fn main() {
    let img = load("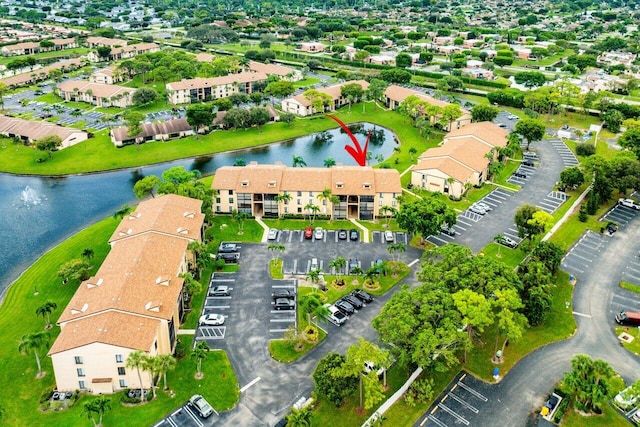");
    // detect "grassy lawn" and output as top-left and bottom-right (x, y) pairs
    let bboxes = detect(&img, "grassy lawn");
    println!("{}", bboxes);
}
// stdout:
(311, 363), (412, 426)
(270, 259), (284, 279)
(478, 242), (528, 268)
(0, 214), (240, 426)
(207, 216), (264, 243)
(561, 404), (627, 427)
(464, 271), (576, 381)
(615, 327), (640, 357)
(491, 158), (522, 190)
(548, 200), (614, 252)
(0, 47), (90, 66)
(539, 112), (602, 131)
(620, 281), (640, 293)
(0, 107), (425, 175)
